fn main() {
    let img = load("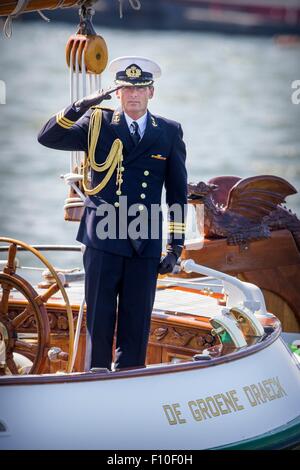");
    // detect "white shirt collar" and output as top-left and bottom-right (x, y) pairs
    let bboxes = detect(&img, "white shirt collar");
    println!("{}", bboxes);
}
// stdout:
(124, 111), (148, 138)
